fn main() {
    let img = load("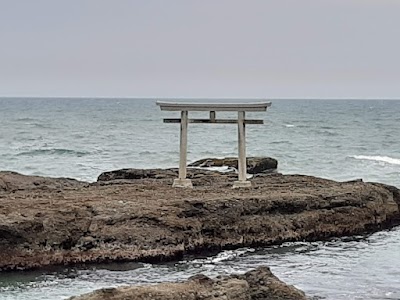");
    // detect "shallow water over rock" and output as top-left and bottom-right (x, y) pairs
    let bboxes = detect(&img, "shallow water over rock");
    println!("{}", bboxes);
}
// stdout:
(1, 227), (399, 300)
